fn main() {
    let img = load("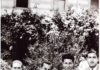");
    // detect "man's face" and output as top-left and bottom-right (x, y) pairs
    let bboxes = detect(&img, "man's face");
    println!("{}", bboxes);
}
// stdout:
(87, 53), (98, 68)
(62, 59), (74, 70)
(11, 62), (22, 70)
(42, 63), (52, 70)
